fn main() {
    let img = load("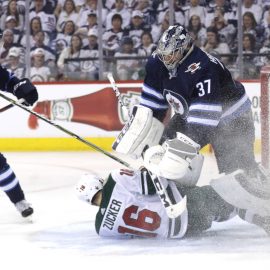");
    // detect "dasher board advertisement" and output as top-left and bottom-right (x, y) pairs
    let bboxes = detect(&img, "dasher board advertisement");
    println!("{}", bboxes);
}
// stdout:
(0, 81), (261, 151)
